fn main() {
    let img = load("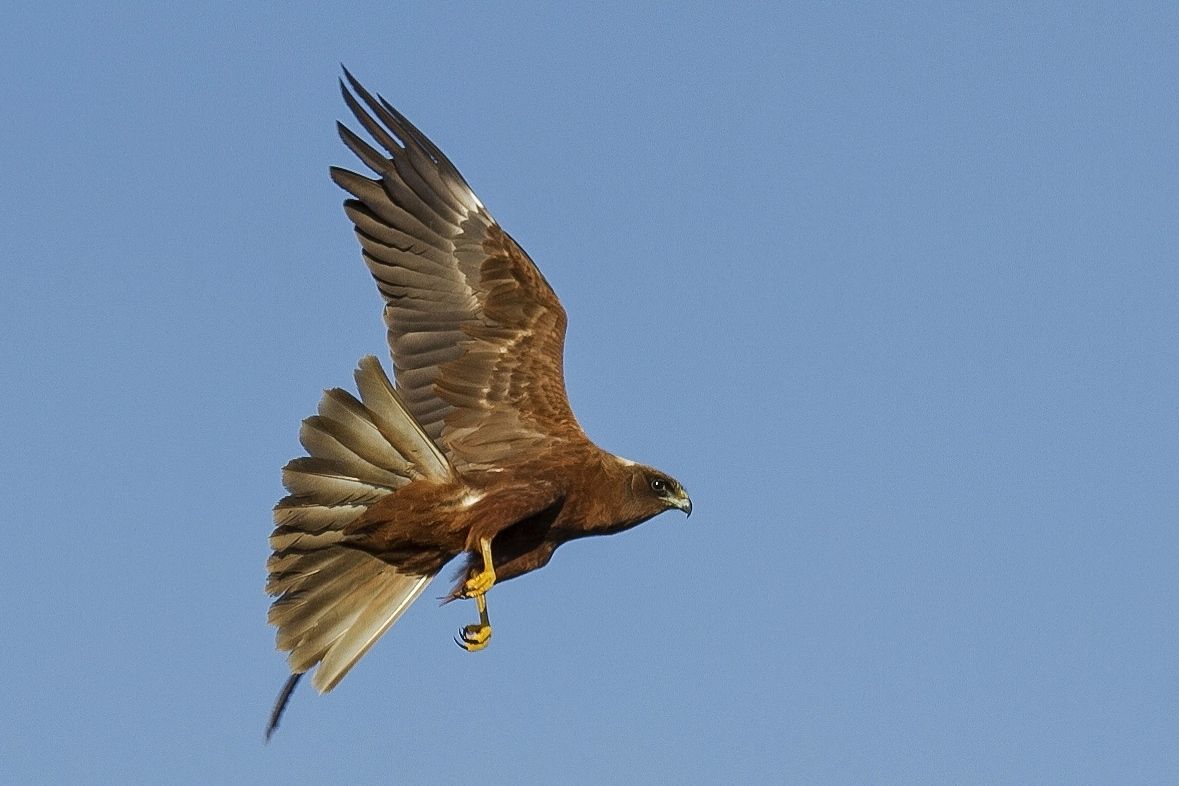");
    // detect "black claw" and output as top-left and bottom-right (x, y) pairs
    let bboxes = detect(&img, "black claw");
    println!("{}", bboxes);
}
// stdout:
(454, 624), (489, 651)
